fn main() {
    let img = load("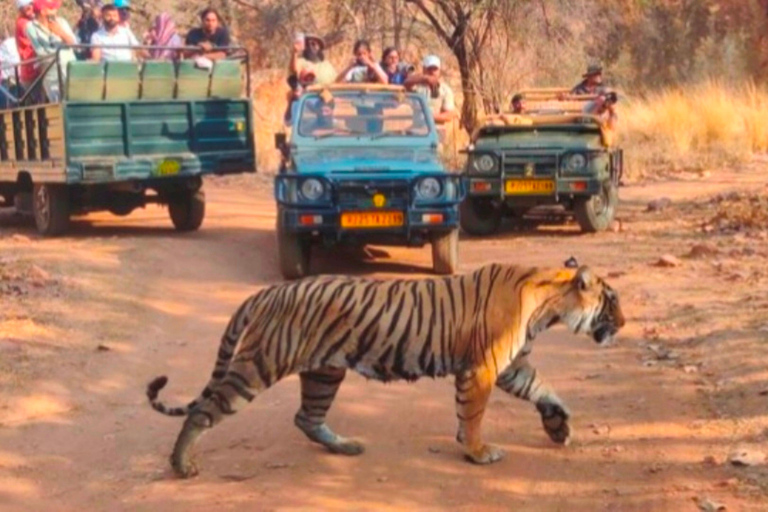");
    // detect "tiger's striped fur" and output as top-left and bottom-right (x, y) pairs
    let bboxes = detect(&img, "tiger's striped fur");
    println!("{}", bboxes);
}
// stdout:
(147, 263), (624, 478)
